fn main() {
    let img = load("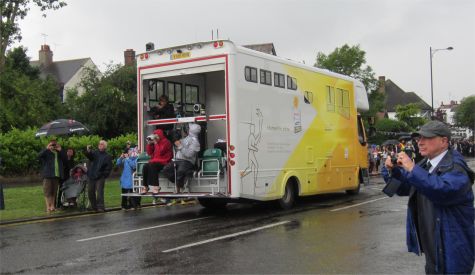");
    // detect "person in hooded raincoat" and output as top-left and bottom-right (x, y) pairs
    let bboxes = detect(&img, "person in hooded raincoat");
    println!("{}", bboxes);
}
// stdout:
(163, 123), (201, 193)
